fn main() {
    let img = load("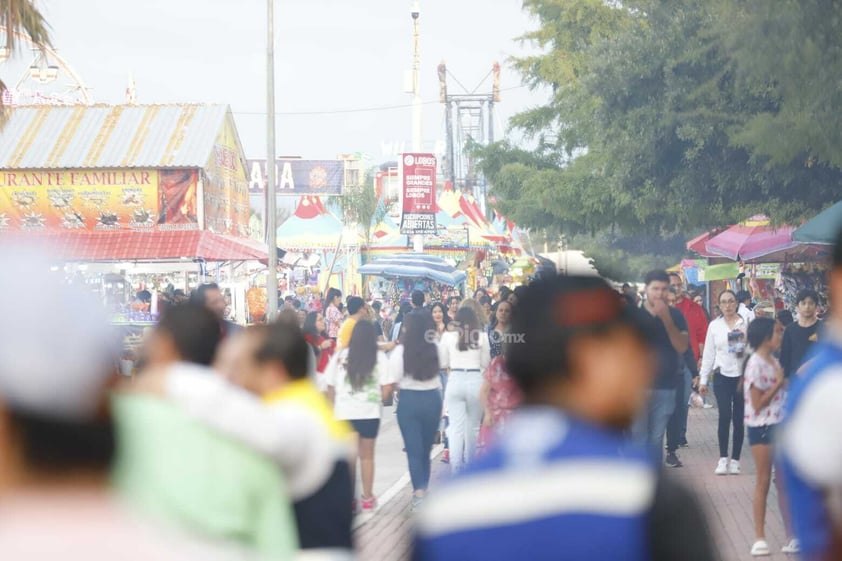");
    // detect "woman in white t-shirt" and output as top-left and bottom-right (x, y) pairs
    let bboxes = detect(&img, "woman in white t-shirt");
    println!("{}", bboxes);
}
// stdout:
(742, 317), (799, 557)
(326, 320), (394, 514)
(388, 310), (442, 513)
(438, 306), (491, 473)
(699, 289), (749, 475)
